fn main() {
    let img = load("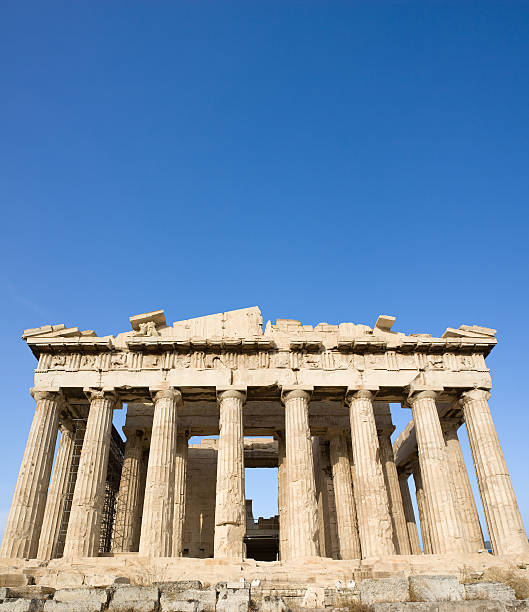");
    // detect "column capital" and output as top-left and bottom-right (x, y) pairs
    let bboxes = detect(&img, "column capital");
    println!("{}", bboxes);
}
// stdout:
(407, 389), (440, 405)
(345, 388), (377, 405)
(30, 388), (63, 403)
(150, 387), (182, 405)
(216, 387), (247, 403)
(280, 386), (312, 404)
(83, 387), (118, 403)
(460, 388), (491, 405)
